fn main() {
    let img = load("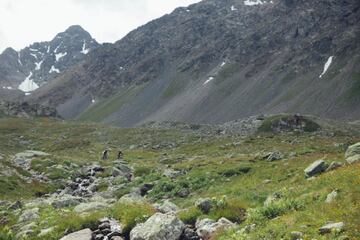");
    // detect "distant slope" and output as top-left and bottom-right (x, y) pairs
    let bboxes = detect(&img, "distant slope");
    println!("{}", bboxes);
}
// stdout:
(0, 25), (99, 98)
(29, 0), (360, 126)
